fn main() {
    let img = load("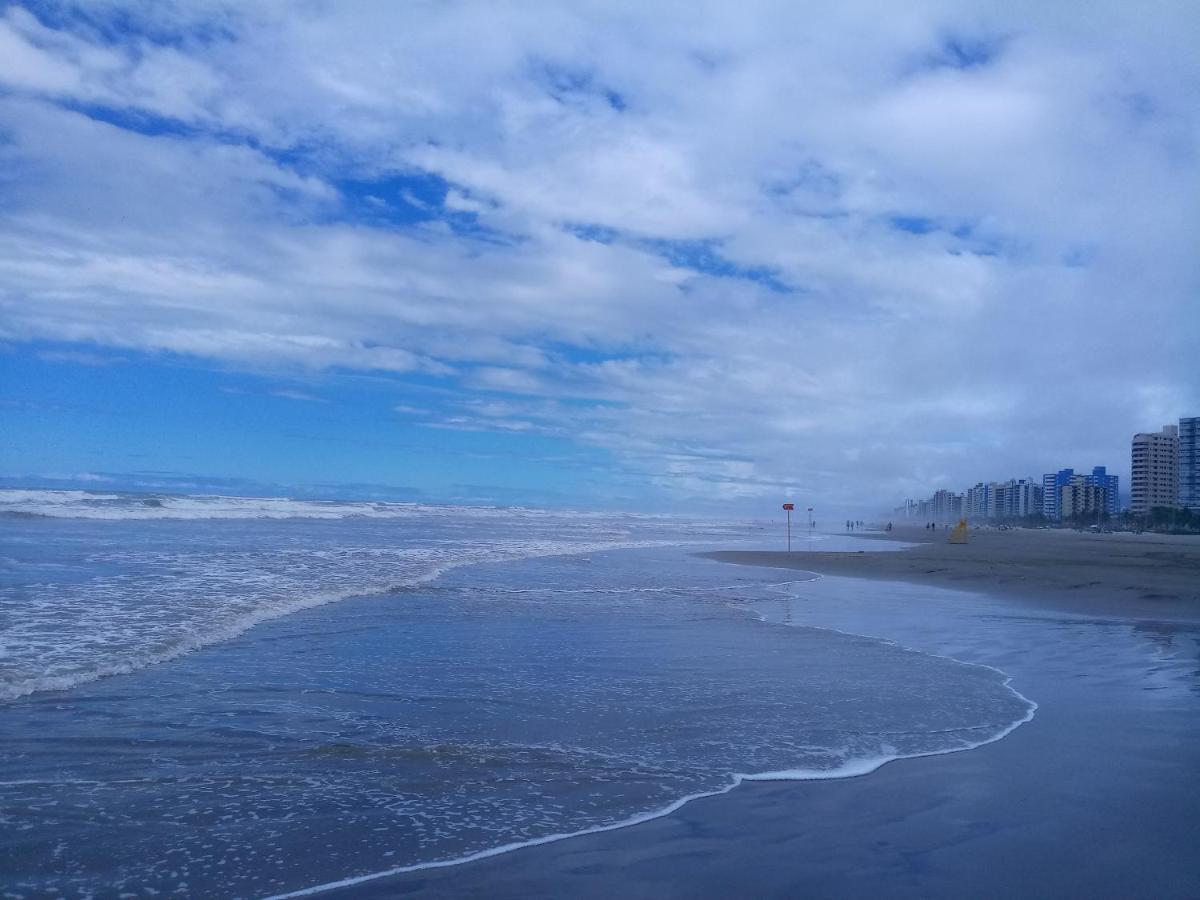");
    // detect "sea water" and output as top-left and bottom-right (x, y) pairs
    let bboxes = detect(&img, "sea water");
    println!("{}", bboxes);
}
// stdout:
(0, 492), (1033, 897)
